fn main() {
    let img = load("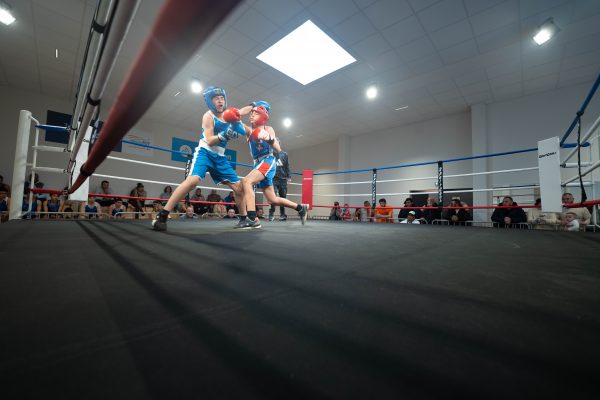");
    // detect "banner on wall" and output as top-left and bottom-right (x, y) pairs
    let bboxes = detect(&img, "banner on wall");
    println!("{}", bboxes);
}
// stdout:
(46, 110), (122, 152)
(171, 137), (237, 170)
(122, 131), (154, 156)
